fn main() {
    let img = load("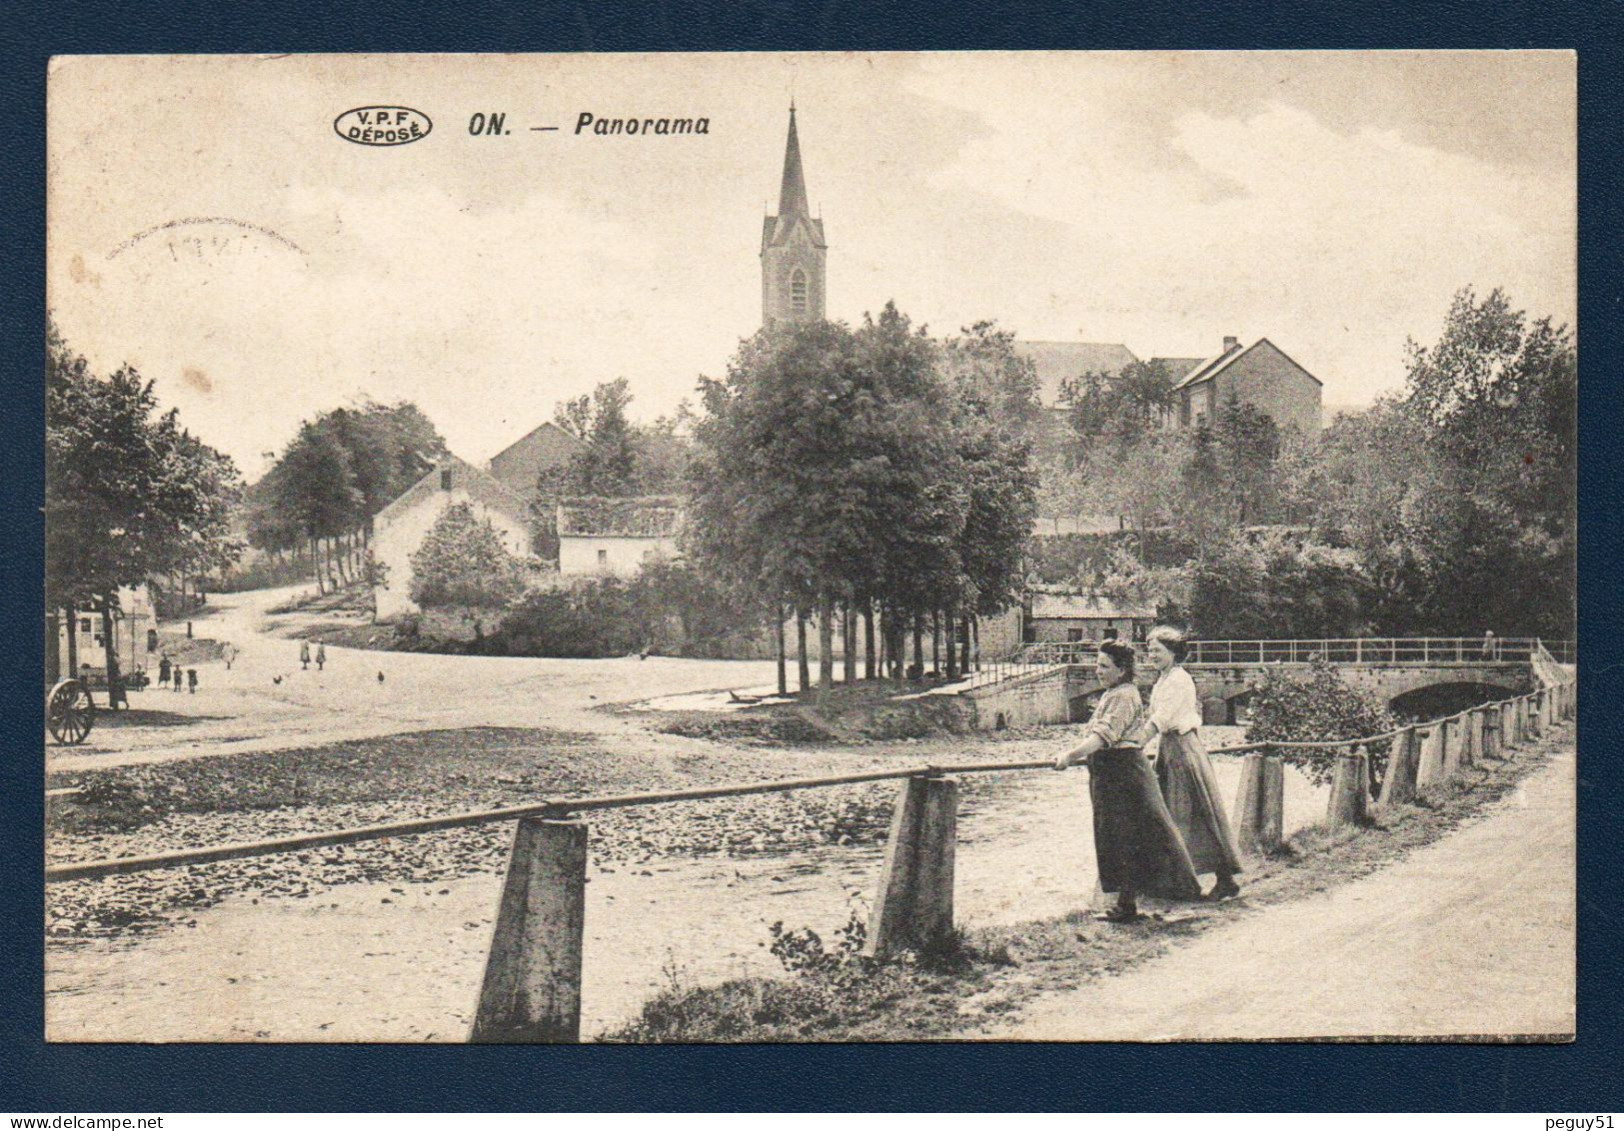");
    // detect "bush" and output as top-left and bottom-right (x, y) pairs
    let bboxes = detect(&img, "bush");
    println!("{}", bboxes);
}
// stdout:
(484, 562), (771, 659)
(1246, 658), (1397, 794)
